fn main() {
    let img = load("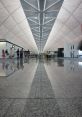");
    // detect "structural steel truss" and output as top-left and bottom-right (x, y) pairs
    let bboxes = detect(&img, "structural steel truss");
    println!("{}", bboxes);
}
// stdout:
(20, 0), (64, 52)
